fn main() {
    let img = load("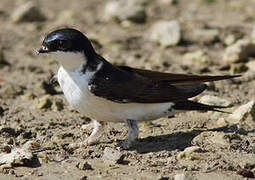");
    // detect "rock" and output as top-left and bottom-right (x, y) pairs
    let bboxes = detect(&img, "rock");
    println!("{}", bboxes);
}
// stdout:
(32, 95), (52, 109)
(246, 60), (255, 71)
(189, 29), (219, 45)
(102, 147), (124, 164)
(0, 140), (39, 169)
(199, 95), (232, 107)
(20, 92), (35, 100)
(149, 20), (181, 47)
(243, 70), (255, 82)
(223, 39), (255, 64)
(174, 173), (194, 180)
(217, 118), (229, 126)
(230, 63), (248, 74)
(192, 131), (231, 147)
(228, 101), (255, 123)
(11, 2), (46, 23)
(104, 0), (146, 23)
(51, 99), (64, 111)
(182, 50), (211, 65)
(224, 34), (236, 45)
(177, 146), (202, 160)
(76, 161), (93, 171)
